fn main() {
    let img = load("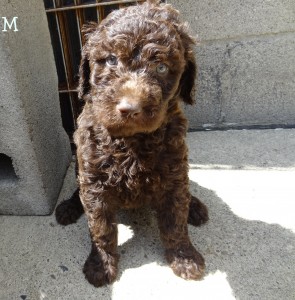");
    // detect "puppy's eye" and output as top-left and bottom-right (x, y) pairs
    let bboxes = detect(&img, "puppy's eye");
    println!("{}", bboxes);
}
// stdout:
(156, 63), (169, 74)
(106, 55), (118, 66)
